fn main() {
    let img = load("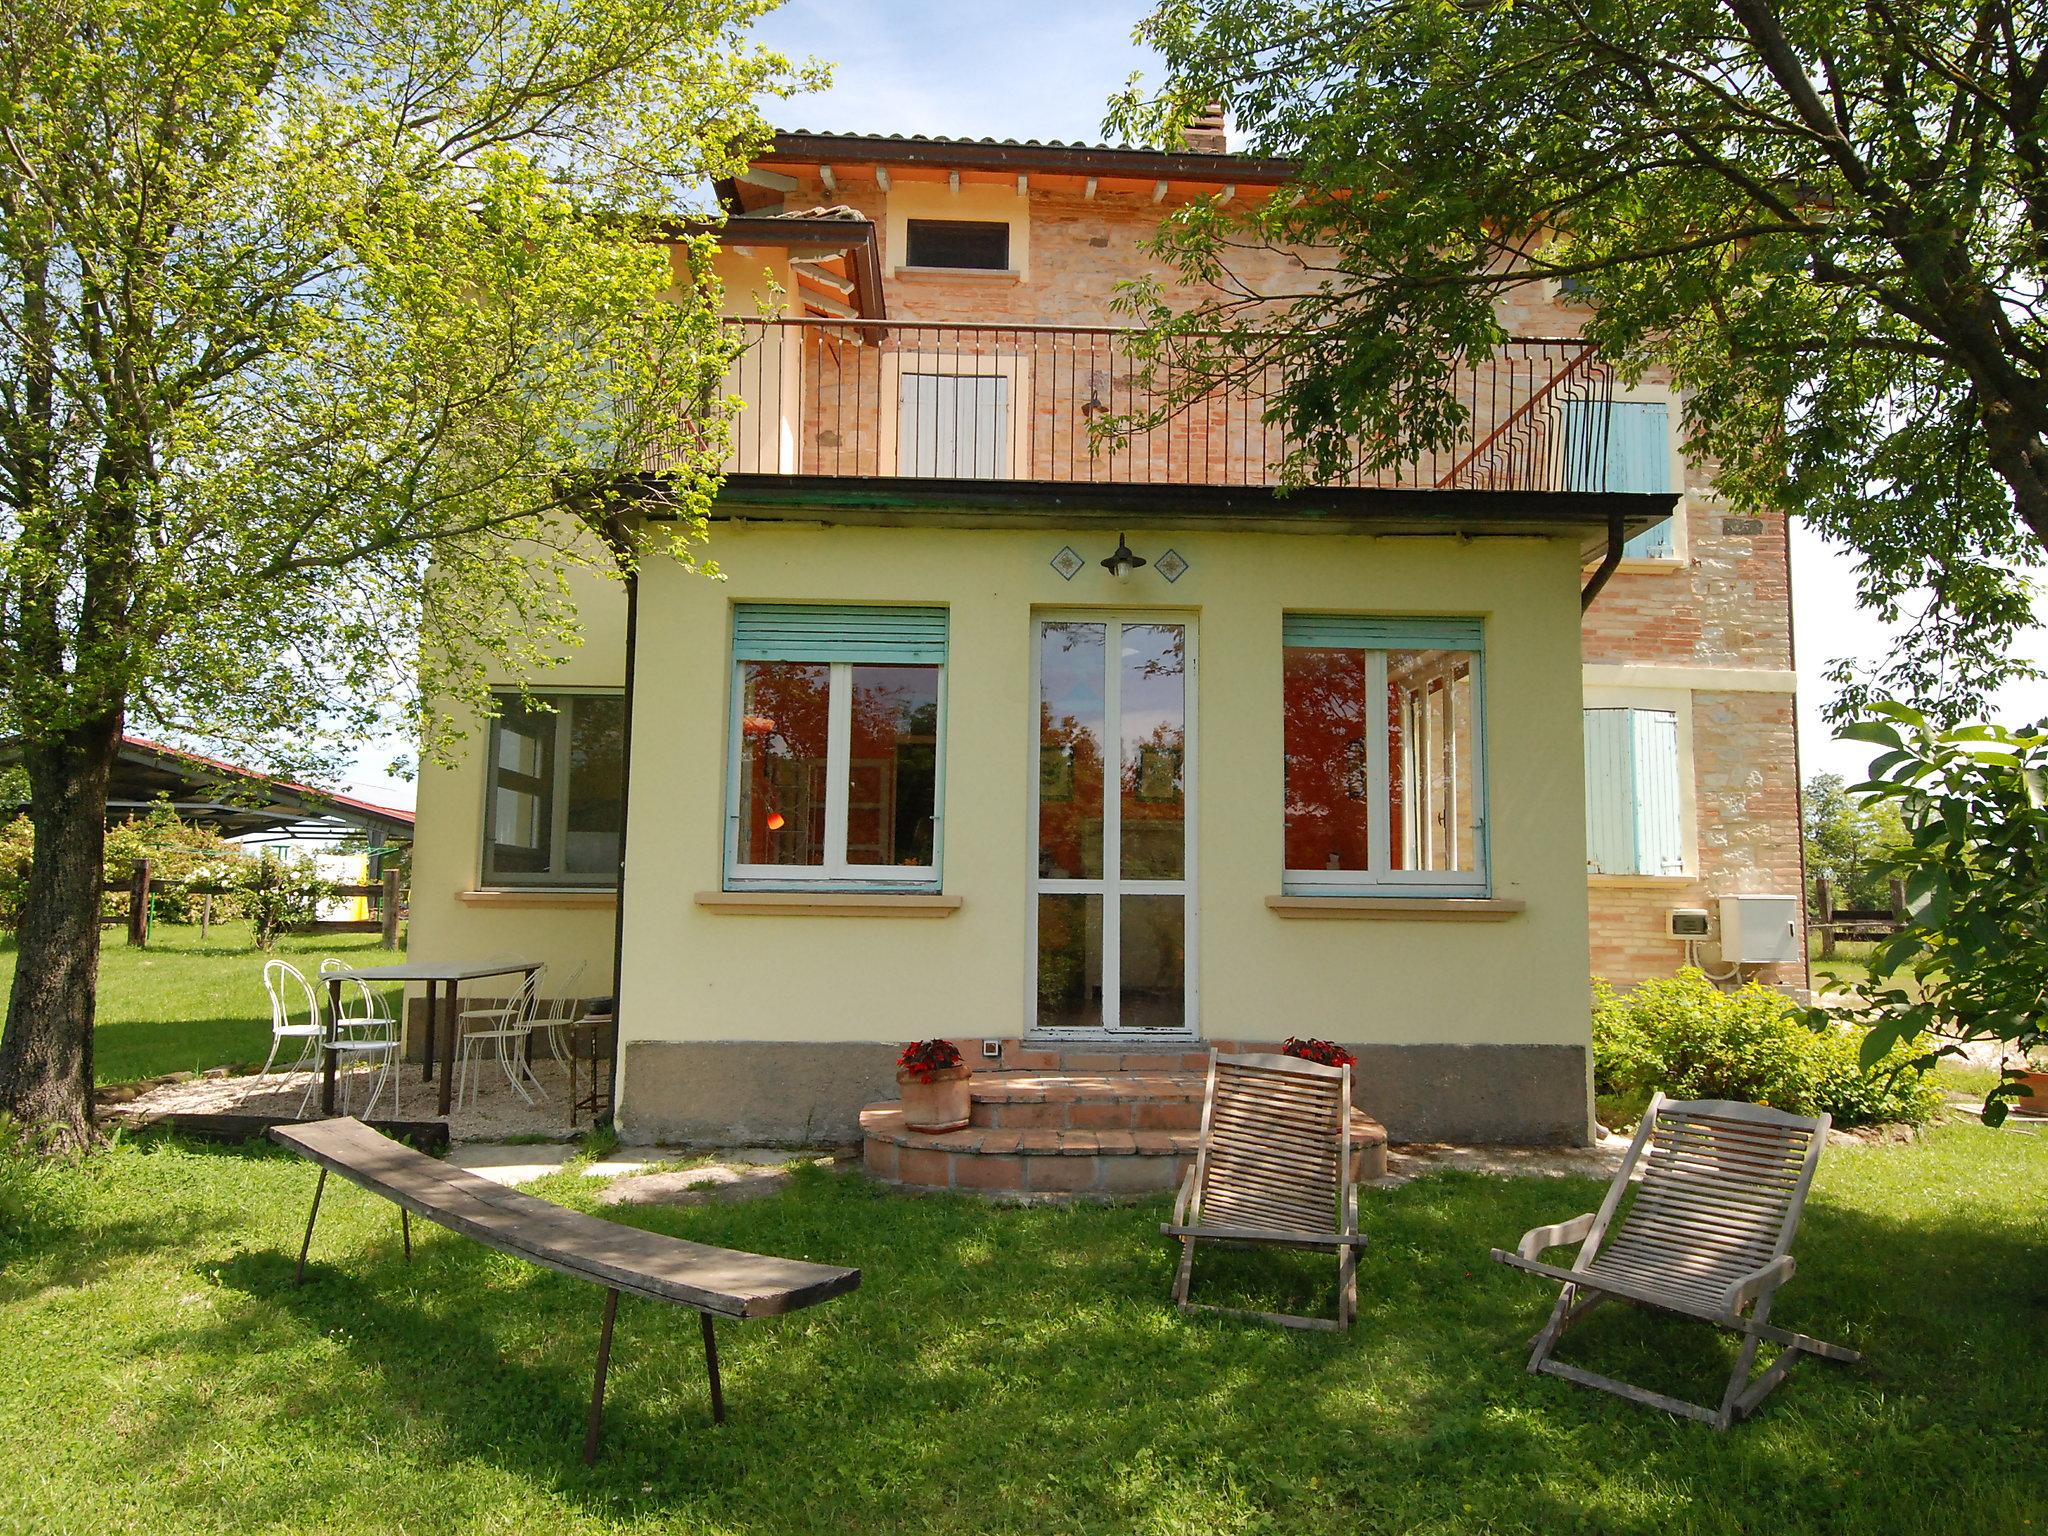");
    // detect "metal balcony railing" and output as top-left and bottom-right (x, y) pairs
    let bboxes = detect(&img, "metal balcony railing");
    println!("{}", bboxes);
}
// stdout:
(676, 317), (1616, 493)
